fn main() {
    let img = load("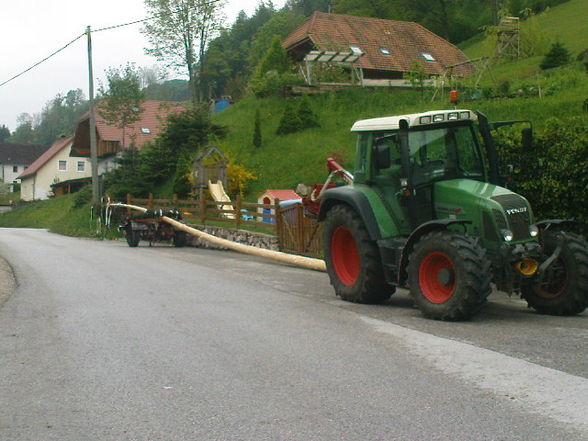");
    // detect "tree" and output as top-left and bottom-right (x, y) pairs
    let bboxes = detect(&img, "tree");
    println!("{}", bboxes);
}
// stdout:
(98, 64), (145, 149)
(297, 97), (319, 129)
(10, 113), (35, 144)
(540, 42), (571, 70)
(276, 102), (302, 135)
(142, 0), (225, 104)
(0, 125), (10, 143)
